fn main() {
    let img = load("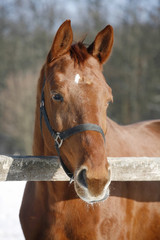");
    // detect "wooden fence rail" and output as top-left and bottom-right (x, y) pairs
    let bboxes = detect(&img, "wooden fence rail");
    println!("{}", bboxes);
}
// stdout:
(0, 155), (160, 181)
